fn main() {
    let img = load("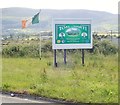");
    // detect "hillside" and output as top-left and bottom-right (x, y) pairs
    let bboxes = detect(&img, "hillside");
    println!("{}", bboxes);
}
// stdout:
(1, 7), (118, 35)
